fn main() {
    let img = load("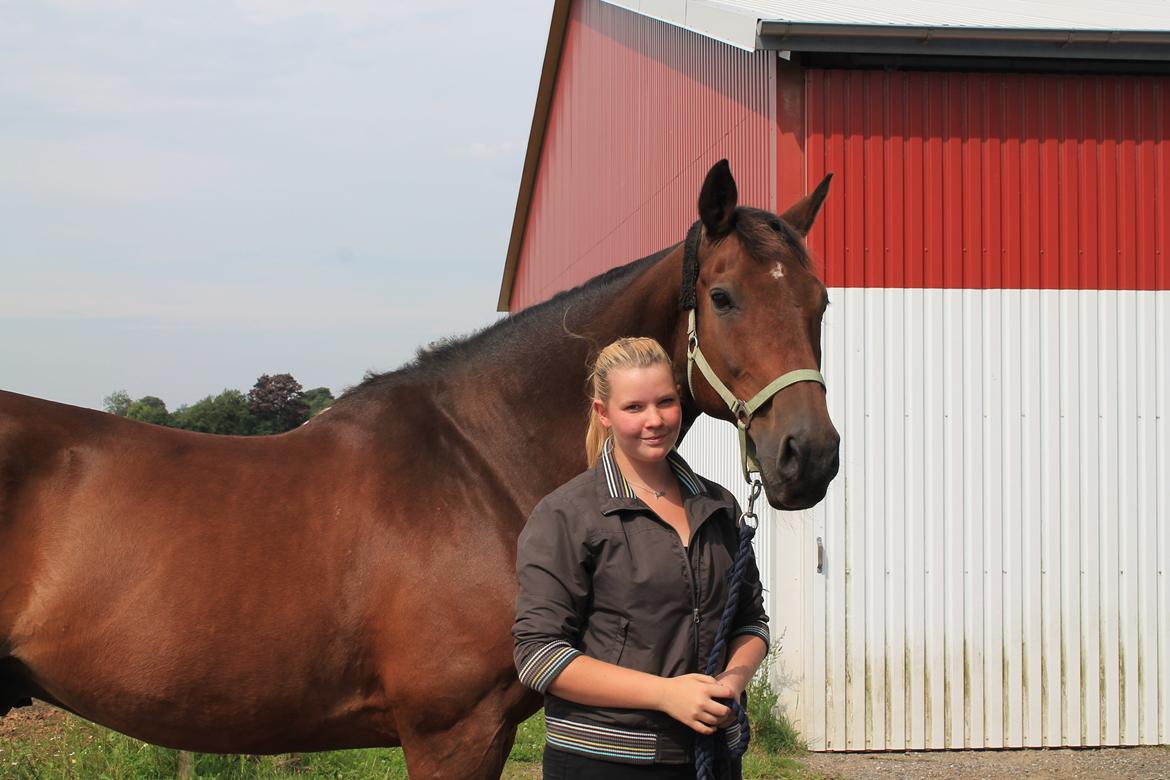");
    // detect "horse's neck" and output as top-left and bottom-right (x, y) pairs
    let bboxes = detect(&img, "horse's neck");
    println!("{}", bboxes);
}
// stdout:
(443, 247), (686, 504)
